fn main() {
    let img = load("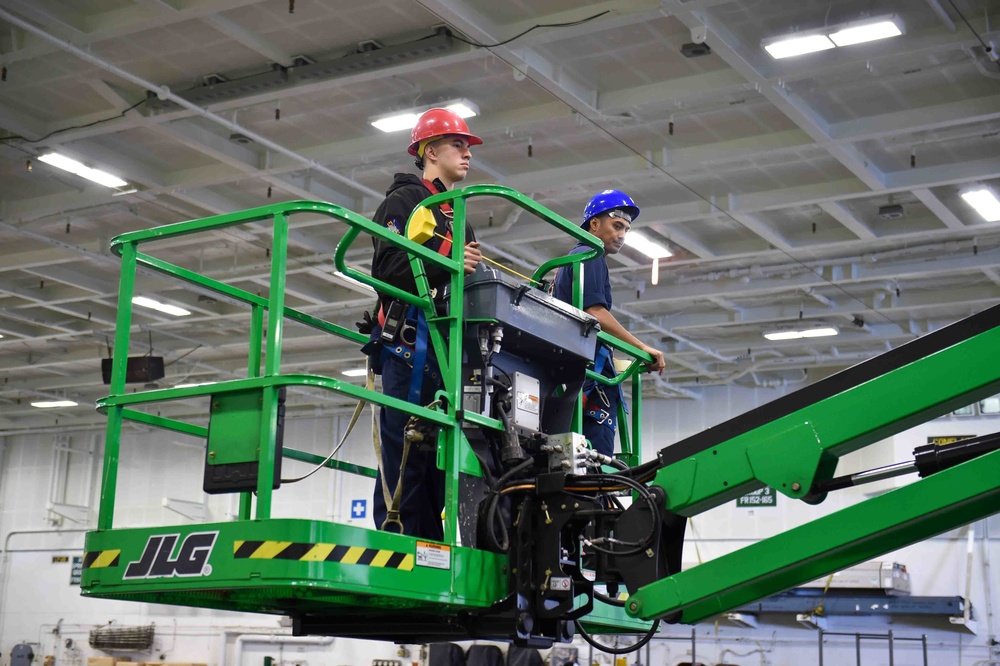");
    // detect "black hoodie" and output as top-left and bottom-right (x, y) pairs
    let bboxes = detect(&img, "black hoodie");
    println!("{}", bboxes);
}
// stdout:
(370, 172), (476, 300)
